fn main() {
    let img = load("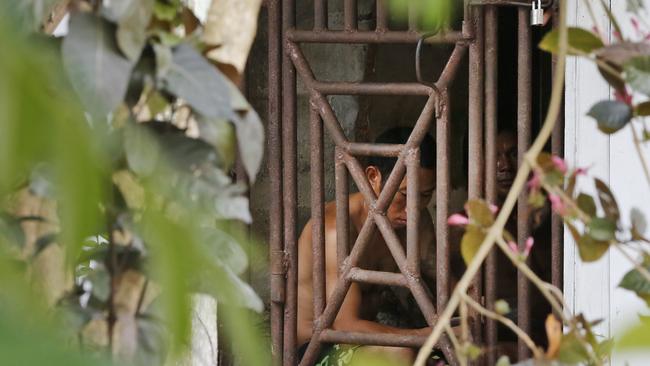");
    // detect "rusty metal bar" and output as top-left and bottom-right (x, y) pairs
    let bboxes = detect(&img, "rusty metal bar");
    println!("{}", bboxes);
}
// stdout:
(468, 4), (485, 345)
(313, 81), (433, 96)
(437, 44), (468, 89)
(335, 148), (350, 272)
(551, 9), (564, 290)
(436, 90), (451, 314)
(346, 142), (403, 157)
(267, 0), (284, 364)
(517, 6), (532, 360)
(281, 0), (298, 362)
(287, 29), (470, 44)
(348, 268), (408, 287)
(376, 0), (388, 31)
(469, 0), (554, 6)
(320, 330), (429, 348)
(484, 5), (498, 364)
(314, 0), (327, 30)
(344, 0), (357, 31)
(406, 147), (421, 276)
(310, 102), (326, 319)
